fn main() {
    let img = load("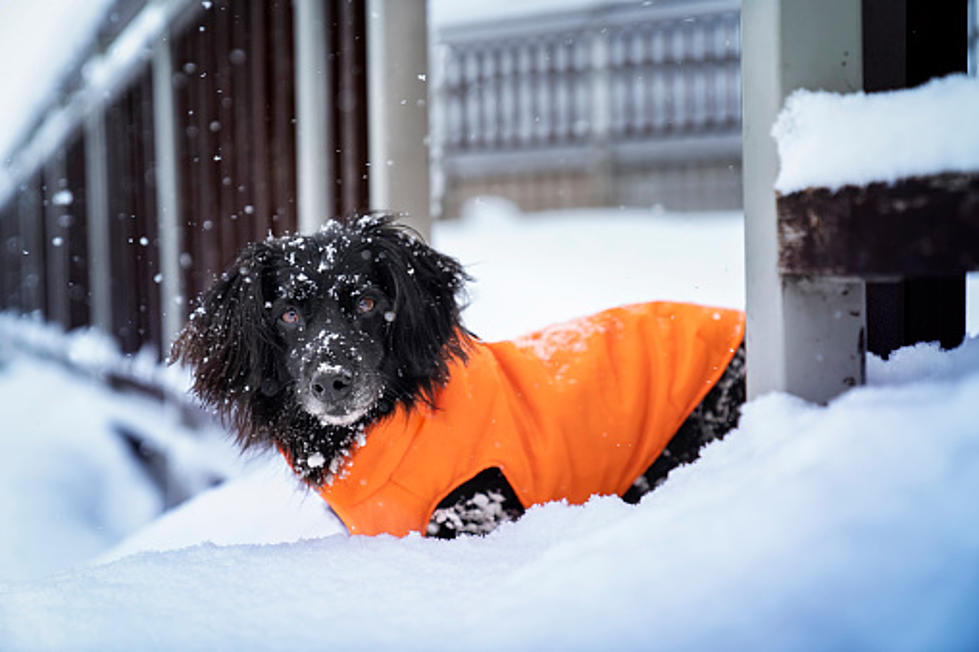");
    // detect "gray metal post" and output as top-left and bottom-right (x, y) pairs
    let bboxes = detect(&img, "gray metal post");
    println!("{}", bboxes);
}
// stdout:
(367, 0), (432, 240)
(294, 0), (334, 234)
(85, 110), (112, 334)
(742, 0), (865, 403)
(153, 35), (184, 351)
